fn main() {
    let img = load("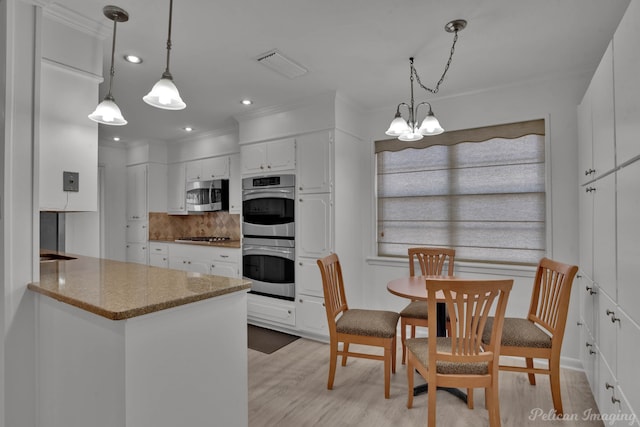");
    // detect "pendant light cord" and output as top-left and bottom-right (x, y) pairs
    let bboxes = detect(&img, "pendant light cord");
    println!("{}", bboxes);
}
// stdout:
(163, 0), (174, 77)
(107, 18), (118, 97)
